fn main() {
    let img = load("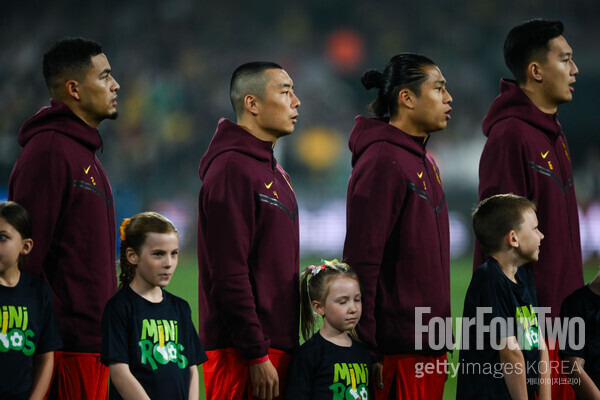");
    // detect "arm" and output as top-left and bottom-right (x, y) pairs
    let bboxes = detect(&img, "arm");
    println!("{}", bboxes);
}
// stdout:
(342, 147), (404, 358)
(563, 357), (600, 399)
(537, 336), (551, 400)
(28, 352), (54, 400)
(201, 160), (269, 357)
(475, 125), (530, 270)
(188, 365), (199, 400)
(108, 363), (151, 400)
(249, 359), (279, 400)
(9, 138), (68, 275)
(499, 336), (528, 400)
